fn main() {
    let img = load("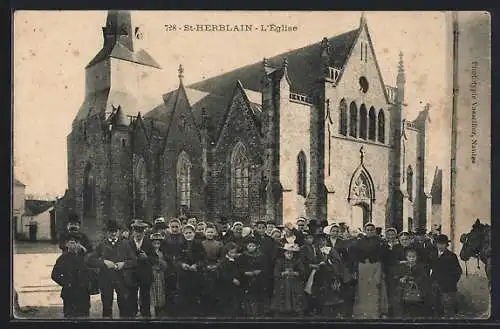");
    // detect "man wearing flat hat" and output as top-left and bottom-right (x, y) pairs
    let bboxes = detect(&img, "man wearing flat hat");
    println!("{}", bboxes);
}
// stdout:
(59, 212), (93, 255)
(153, 217), (168, 235)
(127, 219), (155, 318)
(430, 234), (462, 318)
(87, 219), (137, 318)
